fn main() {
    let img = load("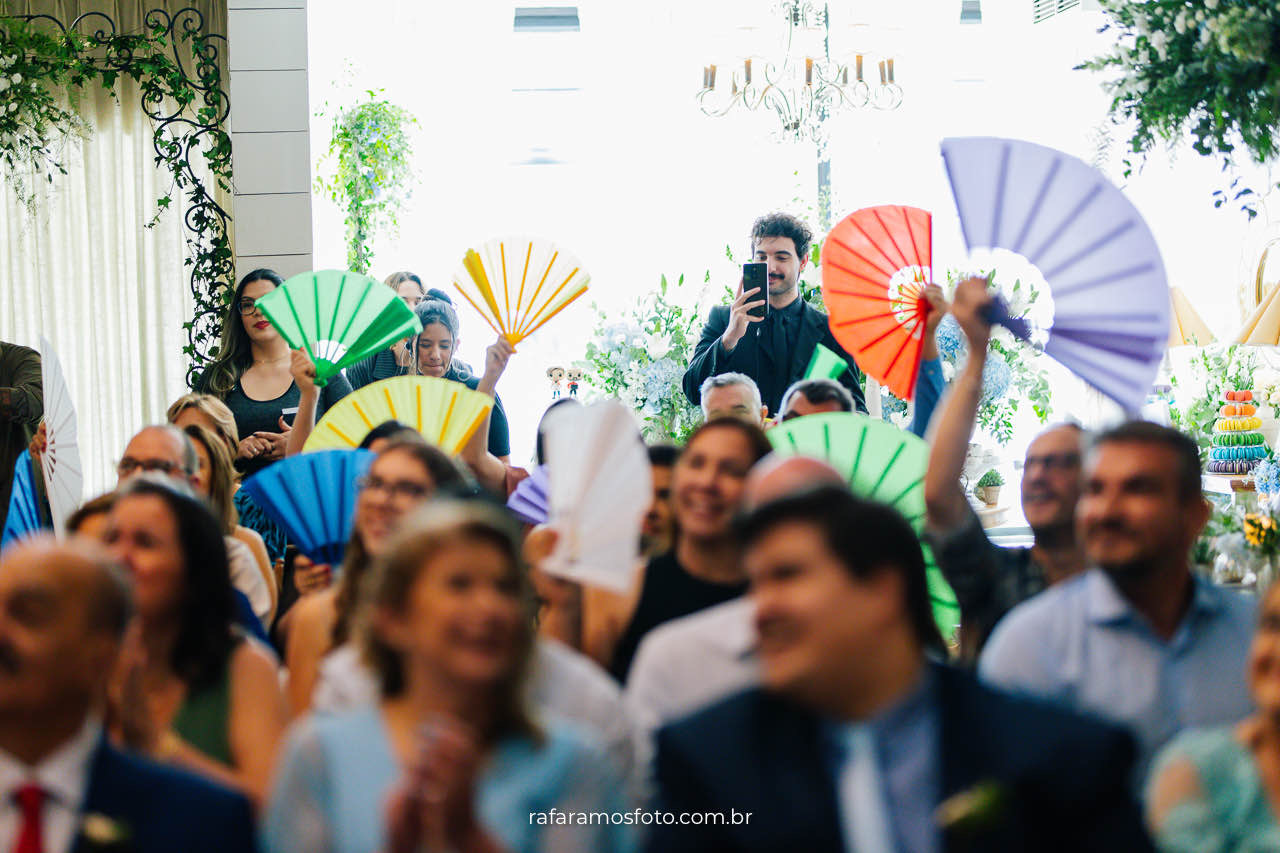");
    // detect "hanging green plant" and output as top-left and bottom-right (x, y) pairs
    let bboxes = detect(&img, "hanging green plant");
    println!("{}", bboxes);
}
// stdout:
(0, 11), (234, 386)
(315, 90), (416, 274)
